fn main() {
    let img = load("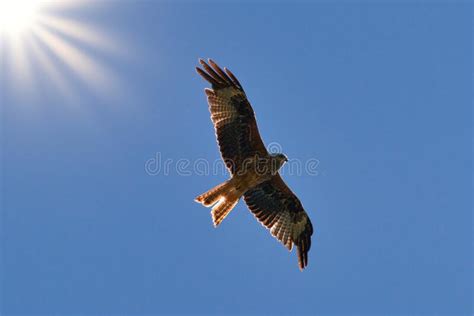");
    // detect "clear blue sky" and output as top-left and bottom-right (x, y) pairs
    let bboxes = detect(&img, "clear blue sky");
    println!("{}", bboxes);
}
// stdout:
(1, 2), (472, 315)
